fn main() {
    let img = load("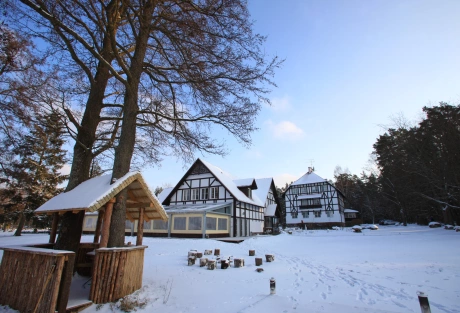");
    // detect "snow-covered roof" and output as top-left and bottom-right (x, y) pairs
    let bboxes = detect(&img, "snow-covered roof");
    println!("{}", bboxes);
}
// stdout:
(264, 203), (277, 217)
(36, 172), (168, 221)
(157, 187), (173, 204)
(291, 171), (326, 186)
(233, 178), (257, 189)
(164, 202), (232, 214)
(252, 178), (273, 203)
(297, 194), (322, 200)
(344, 209), (359, 213)
(200, 159), (263, 206)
